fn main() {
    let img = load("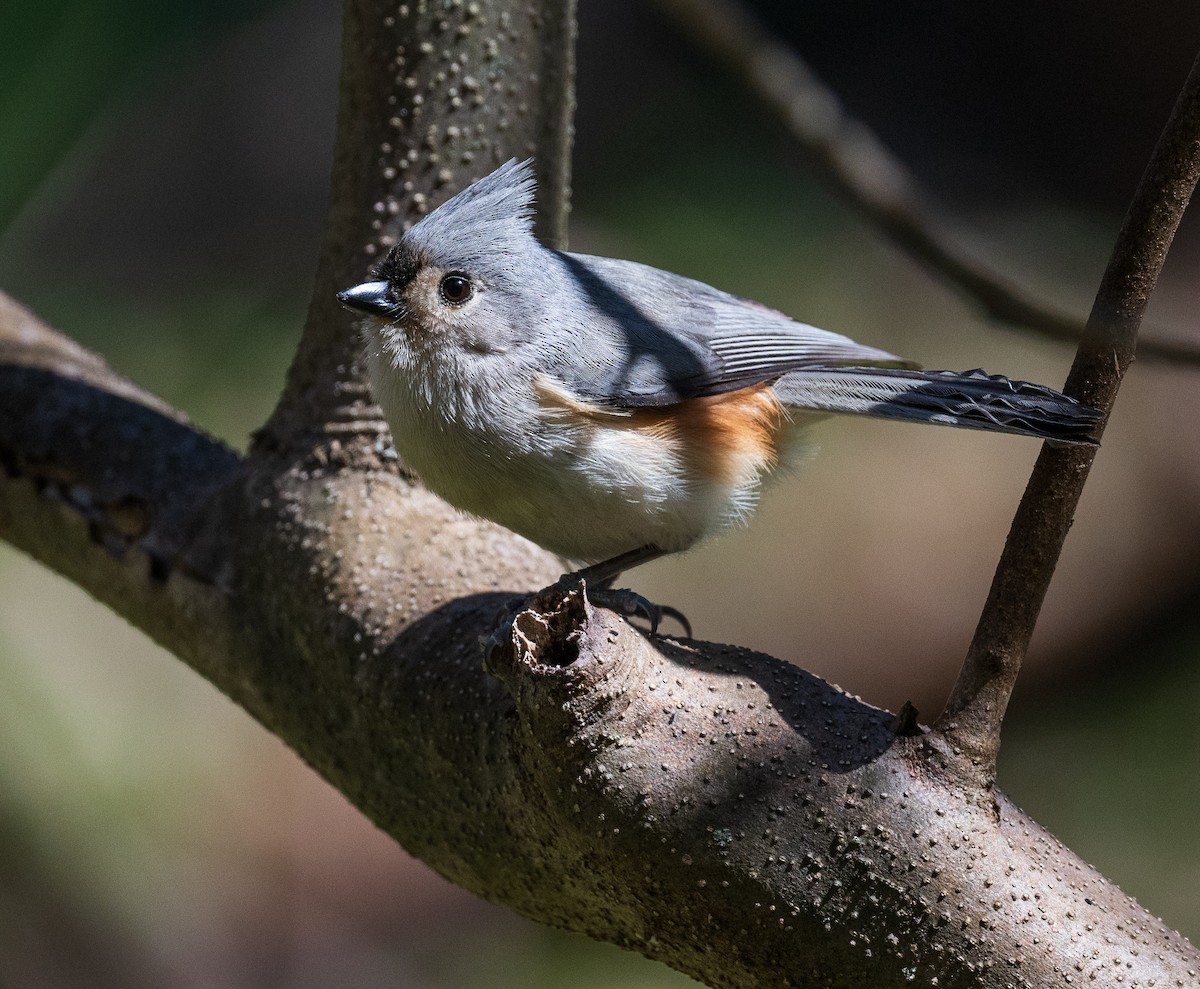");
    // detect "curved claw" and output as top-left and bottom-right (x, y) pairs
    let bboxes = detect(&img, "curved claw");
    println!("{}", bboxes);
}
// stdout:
(654, 604), (693, 639)
(584, 585), (692, 639)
